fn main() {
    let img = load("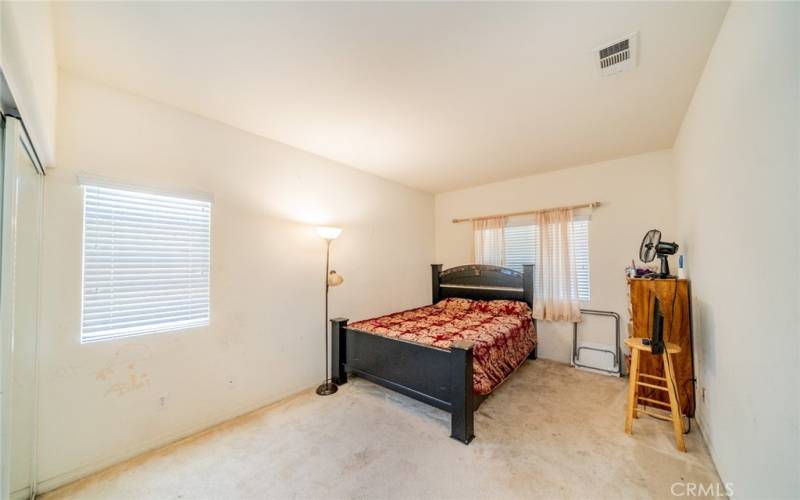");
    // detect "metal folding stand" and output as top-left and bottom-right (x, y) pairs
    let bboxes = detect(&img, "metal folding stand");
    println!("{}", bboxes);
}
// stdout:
(572, 309), (621, 376)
